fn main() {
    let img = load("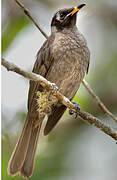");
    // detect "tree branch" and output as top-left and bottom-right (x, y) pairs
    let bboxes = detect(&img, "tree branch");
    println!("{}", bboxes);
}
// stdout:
(14, 0), (48, 39)
(82, 80), (117, 123)
(1, 58), (77, 113)
(2, 58), (117, 141)
(14, 0), (117, 124)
